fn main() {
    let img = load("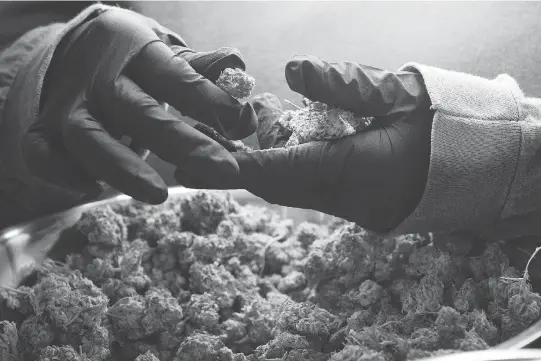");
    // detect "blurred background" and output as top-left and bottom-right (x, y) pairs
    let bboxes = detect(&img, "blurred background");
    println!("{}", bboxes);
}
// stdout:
(138, 1), (541, 185)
